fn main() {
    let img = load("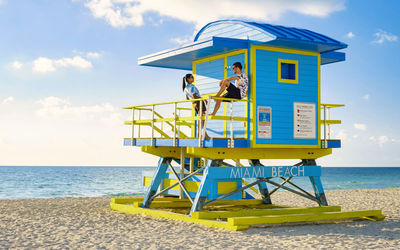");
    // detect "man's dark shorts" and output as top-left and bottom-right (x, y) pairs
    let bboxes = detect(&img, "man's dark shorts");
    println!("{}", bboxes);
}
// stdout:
(194, 100), (207, 114)
(222, 83), (241, 101)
